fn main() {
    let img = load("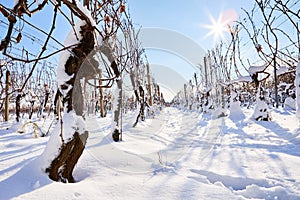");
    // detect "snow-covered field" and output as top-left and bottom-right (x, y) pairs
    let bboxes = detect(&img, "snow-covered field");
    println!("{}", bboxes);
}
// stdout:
(0, 106), (299, 200)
